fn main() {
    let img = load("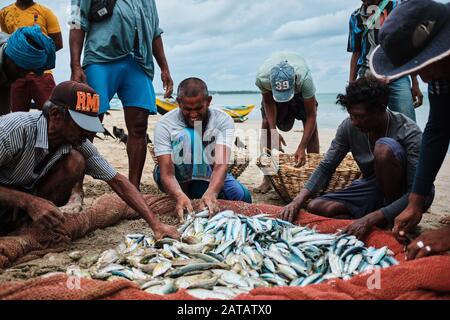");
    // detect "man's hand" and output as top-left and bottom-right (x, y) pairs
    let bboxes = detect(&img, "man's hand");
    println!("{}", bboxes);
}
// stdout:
(393, 205), (423, 243)
(294, 147), (306, 167)
(406, 226), (450, 260)
(161, 70), (173, 99)
(175, 194), (194, 222)
(153, 223), (180, 240)
(411, 83), (423, 108)
(342, 216), (374, 240)
(201, 192), (220, 217)
(280, 199), (303, 223)
(71, 65), (87, 84)
(26, 197), (65, 230)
